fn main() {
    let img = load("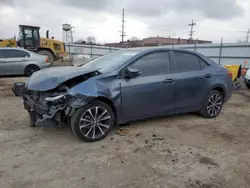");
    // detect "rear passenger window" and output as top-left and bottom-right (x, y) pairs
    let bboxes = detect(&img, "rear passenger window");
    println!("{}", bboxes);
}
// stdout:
(174, 52), (200, 73)
(130, 51), (171, 77)
(5, 50), (30, 58)
(200, 58), (209, 69)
